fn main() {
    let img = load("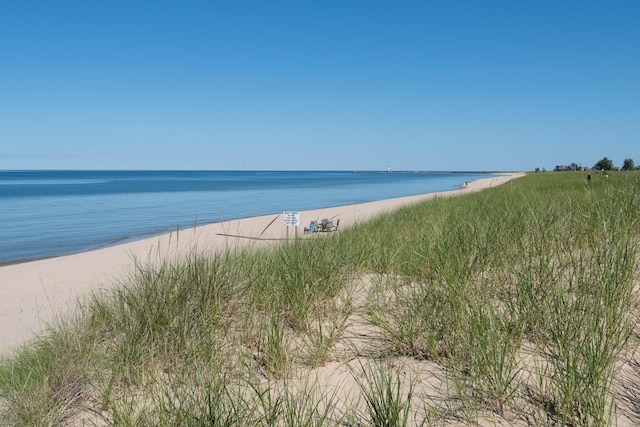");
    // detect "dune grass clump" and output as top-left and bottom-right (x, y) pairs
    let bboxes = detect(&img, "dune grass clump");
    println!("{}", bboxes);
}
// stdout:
(1, 171), (639, 426)
(247, 236), (353, 332)
(350, 359), (416, 427)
